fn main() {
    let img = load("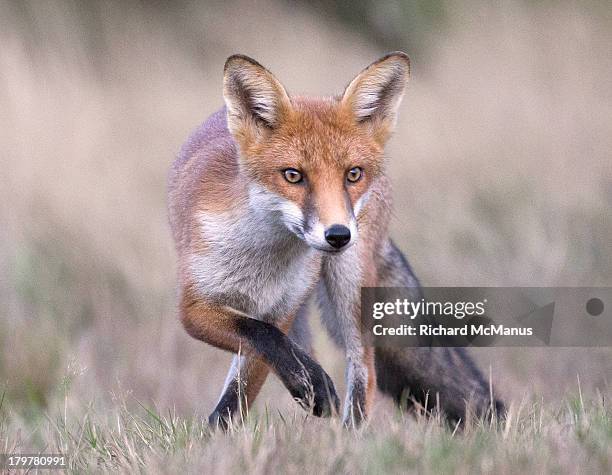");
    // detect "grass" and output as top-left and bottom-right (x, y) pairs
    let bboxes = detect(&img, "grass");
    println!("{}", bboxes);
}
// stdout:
(1, 0), (611, 473)
(1, 390), (610, 474)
